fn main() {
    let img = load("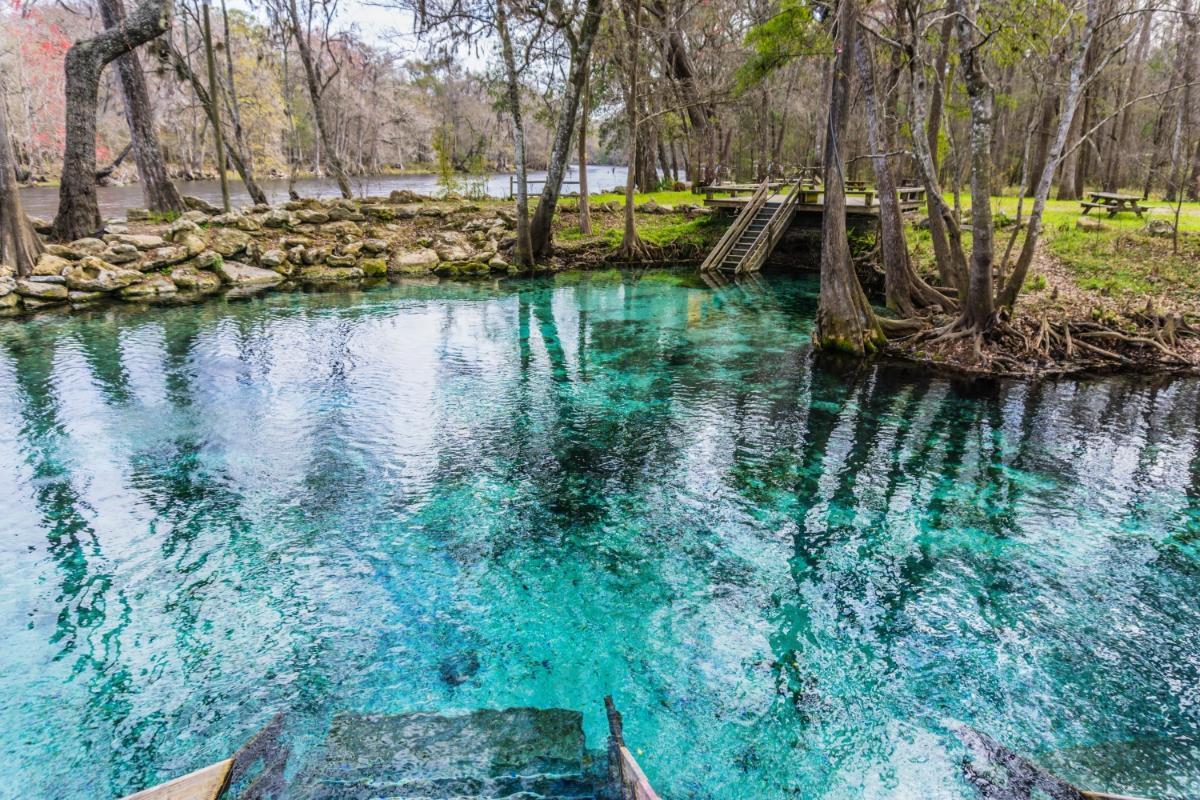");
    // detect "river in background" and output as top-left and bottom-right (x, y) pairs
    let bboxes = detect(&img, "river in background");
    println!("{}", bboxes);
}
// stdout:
(17, 165), (638, 220)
